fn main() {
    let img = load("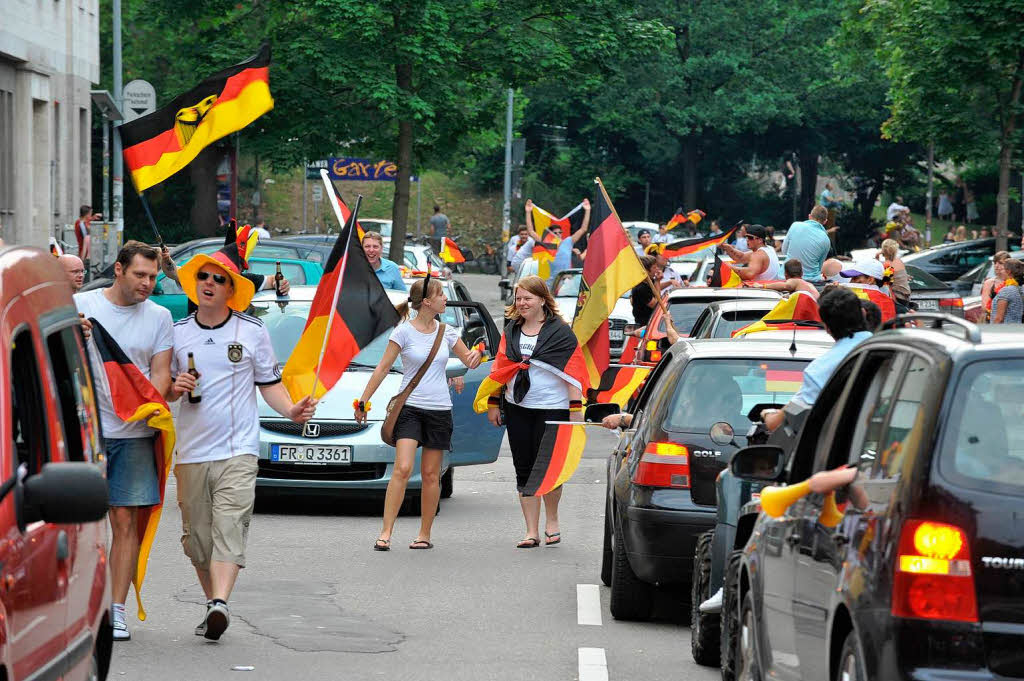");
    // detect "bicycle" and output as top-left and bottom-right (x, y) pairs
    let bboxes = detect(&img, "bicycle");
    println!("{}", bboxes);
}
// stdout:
(473, 239), (501, 275)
